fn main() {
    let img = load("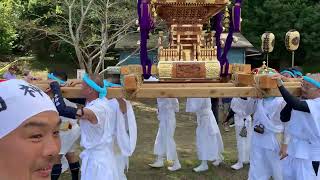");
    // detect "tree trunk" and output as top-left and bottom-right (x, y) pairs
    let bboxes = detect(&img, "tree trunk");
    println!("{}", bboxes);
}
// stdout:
(74, 45), (87, 72)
